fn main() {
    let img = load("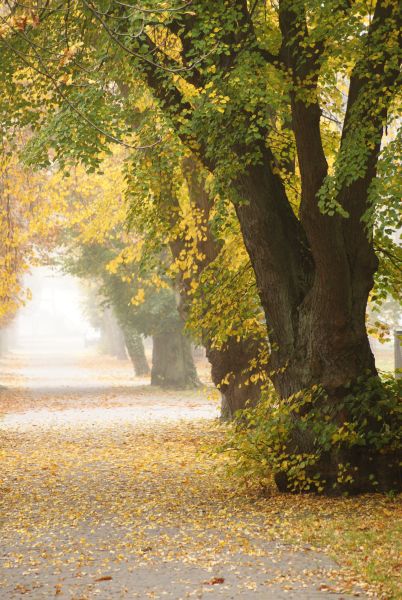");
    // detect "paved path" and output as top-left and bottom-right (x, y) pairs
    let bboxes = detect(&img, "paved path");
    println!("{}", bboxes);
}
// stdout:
(0, 350), (368, 599)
